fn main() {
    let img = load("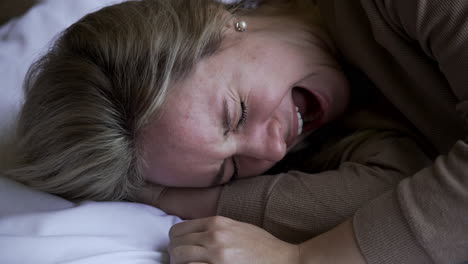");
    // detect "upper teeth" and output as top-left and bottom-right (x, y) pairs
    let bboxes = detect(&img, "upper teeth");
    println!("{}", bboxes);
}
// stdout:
(296, 106), (303, 136)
